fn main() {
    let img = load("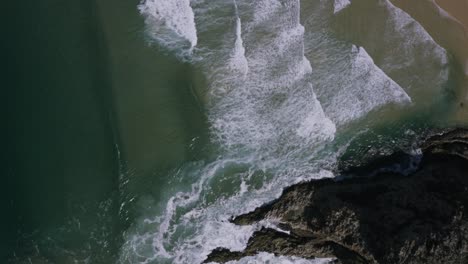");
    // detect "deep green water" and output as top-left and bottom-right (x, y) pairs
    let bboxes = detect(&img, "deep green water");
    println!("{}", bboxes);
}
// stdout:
(3, 1), (119, 261)
(3, 0), (205, 262)
(2, 0), (464, 263)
